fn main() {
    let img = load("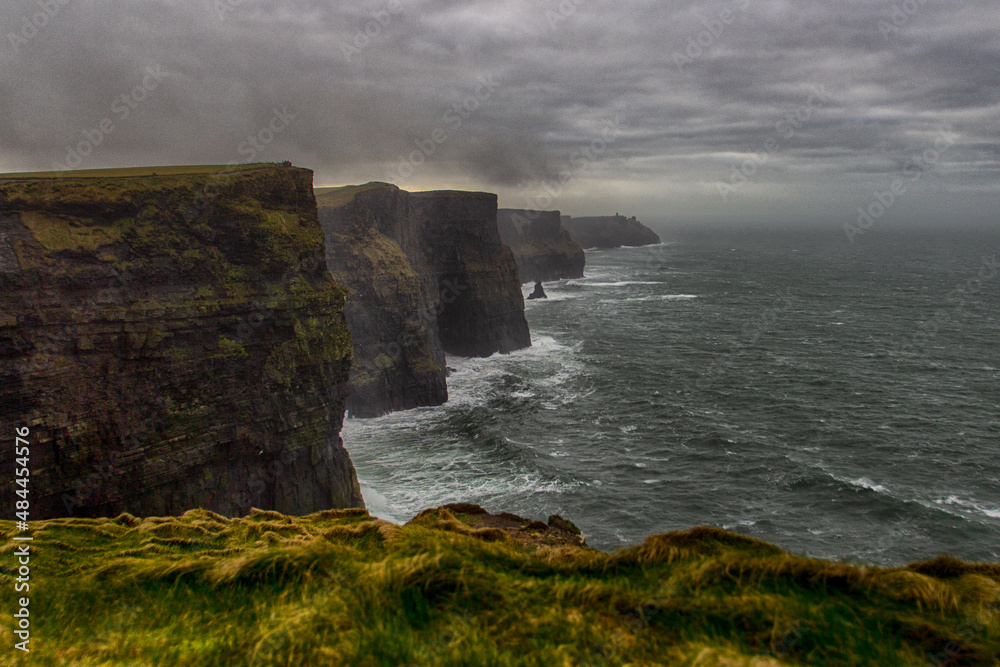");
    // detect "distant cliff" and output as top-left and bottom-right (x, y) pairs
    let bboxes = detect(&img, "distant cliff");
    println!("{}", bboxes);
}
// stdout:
(561, 214), (661, 249)
(0, 165), (364, 518)
(497, 209), (585, 283)
(317, 183), (530, 418)
(316, 184), (447, 418)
